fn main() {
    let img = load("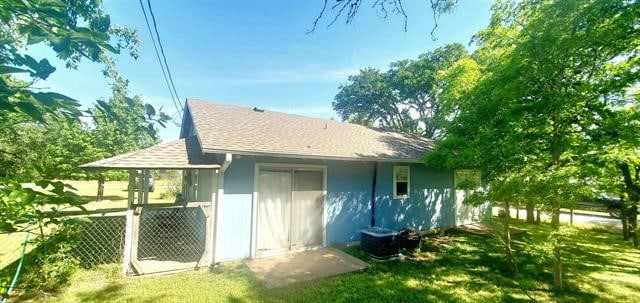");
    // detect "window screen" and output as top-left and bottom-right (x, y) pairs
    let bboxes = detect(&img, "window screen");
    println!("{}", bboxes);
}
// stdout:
(393, 166), (410, 198)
